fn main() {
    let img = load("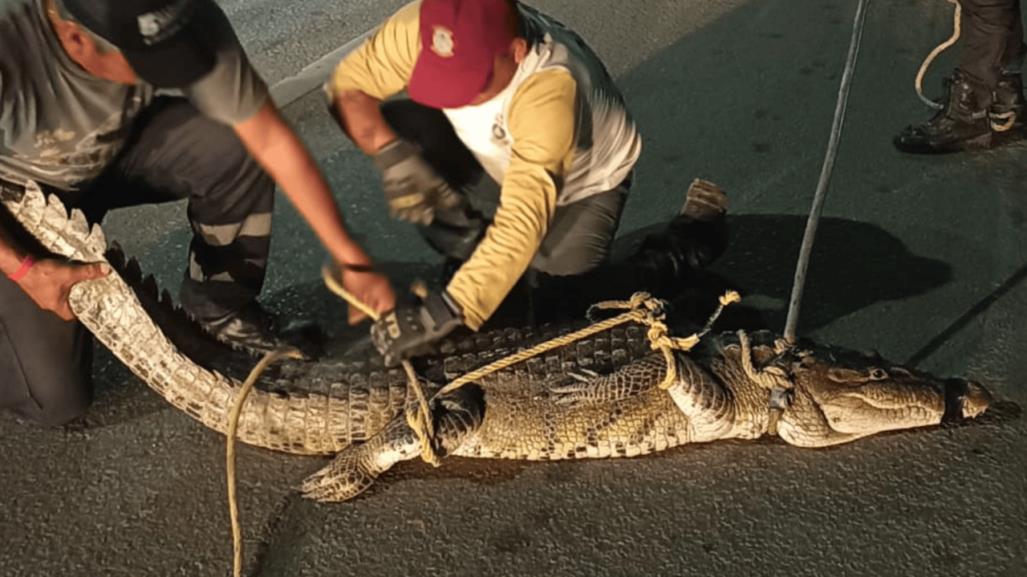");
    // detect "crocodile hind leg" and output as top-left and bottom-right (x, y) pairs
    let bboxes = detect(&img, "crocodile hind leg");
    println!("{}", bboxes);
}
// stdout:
(301, 385), (485, 502)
